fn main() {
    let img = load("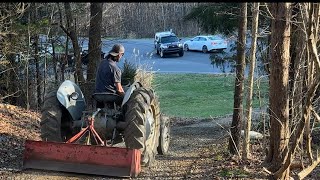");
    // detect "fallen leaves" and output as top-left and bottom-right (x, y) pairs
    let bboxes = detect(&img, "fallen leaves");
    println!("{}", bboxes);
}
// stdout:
(0, 103), (41, 171)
